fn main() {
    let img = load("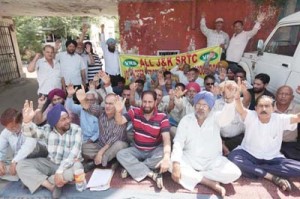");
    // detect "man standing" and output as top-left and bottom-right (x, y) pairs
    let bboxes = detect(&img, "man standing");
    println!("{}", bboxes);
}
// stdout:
(228, 81), (300, 192)
(115, 91), (171, 189)
(100, 24), (121, 87)
(170, 90), (241, 196)
(17, 102), (83, 198)
(226, 13), (265, 64)
(27, 45), (63, 96)
(56, 40), (86, 92)
(200, 13), (229, 59)
(274, 85), (300, 160)
(247, 73), (275, 110)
